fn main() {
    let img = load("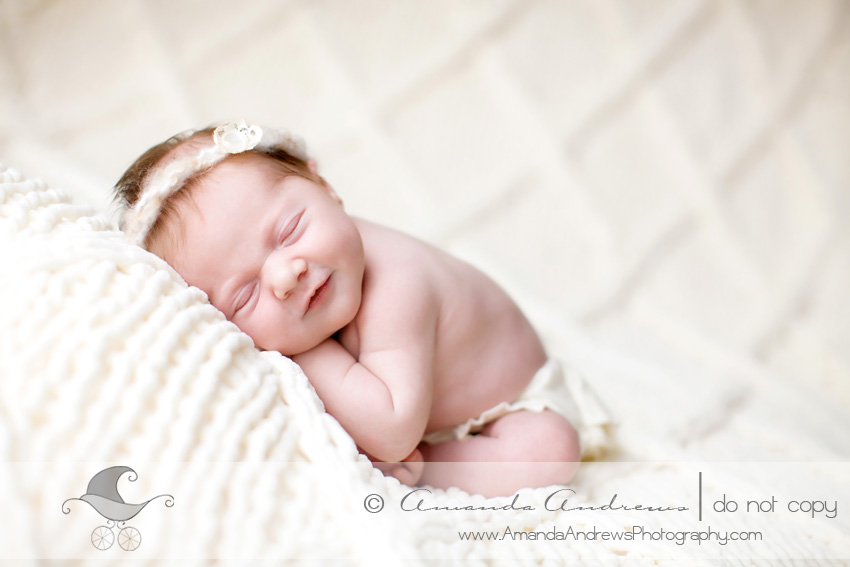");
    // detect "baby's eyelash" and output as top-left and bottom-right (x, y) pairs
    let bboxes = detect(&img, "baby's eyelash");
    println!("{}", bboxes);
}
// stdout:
(234, 281), (258, 314)
(277, 211), (304, 246)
